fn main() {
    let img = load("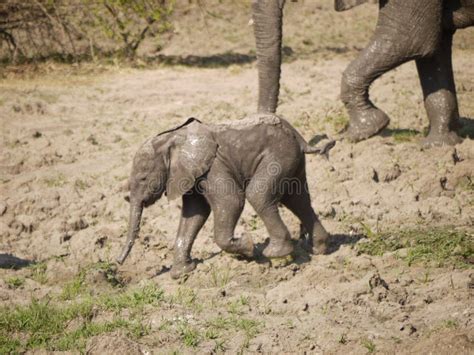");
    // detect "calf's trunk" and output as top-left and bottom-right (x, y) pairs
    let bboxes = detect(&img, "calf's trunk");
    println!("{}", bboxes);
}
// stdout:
(116, 203), (143, 264)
